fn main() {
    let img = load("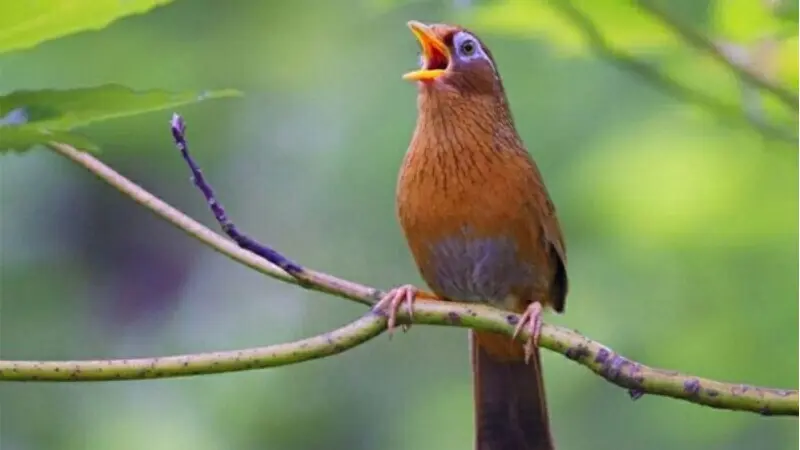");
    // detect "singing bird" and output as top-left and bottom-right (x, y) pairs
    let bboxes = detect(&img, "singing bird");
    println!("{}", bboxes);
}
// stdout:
(376, 21), (568, 450)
